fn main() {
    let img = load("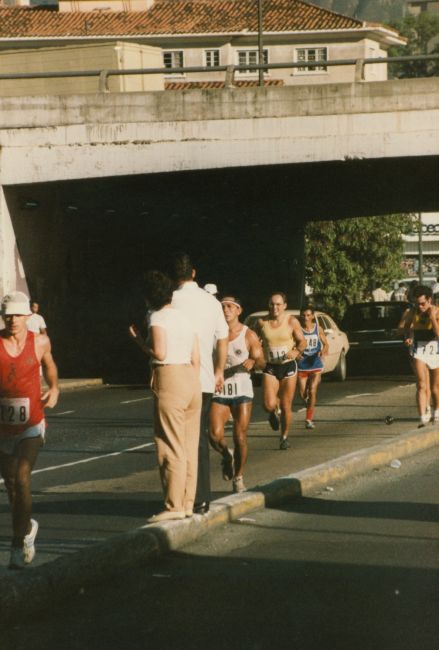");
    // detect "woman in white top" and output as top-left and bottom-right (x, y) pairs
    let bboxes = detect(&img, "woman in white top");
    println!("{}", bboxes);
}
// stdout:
(129, 271), (201, 522)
